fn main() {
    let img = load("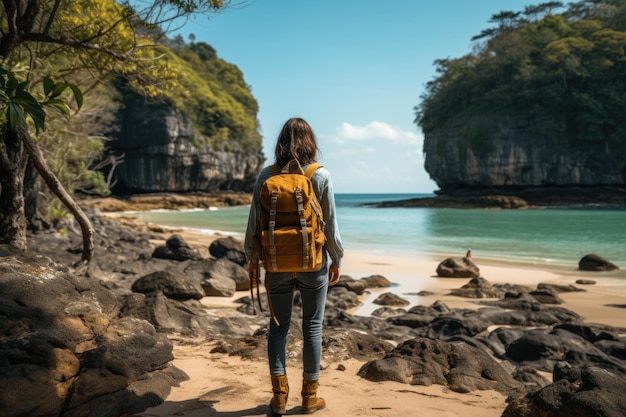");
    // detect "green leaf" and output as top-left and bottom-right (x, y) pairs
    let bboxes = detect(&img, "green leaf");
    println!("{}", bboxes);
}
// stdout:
(22, 102), (46, 120)
(49, 82), (68, 99)
(68, 83), (83, 109)
(6, 76), (18, 92)
(7, 103), (24, 131)
(13, 91), (40, 107)
(45, 100), (71, 117)
(43, 77), (55, 96)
